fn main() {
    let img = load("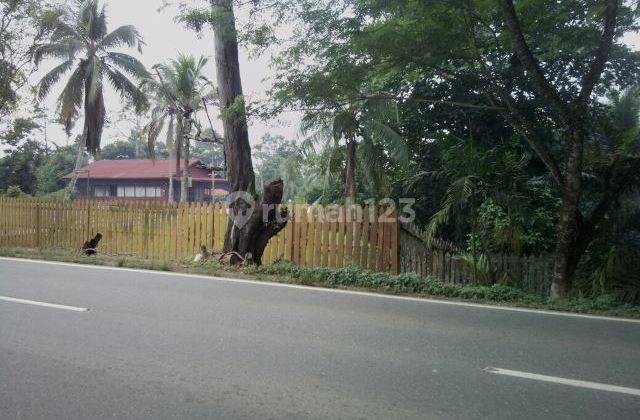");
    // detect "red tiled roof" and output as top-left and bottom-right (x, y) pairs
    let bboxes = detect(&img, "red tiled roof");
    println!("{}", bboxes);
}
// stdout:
(63, 159), (221, 182)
